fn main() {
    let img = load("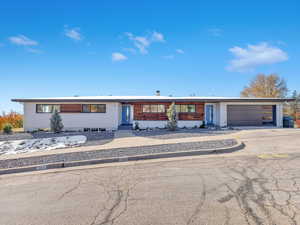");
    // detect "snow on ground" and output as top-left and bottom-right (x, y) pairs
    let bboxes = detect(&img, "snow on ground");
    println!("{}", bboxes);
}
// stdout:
(0, 135), (87, 155)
